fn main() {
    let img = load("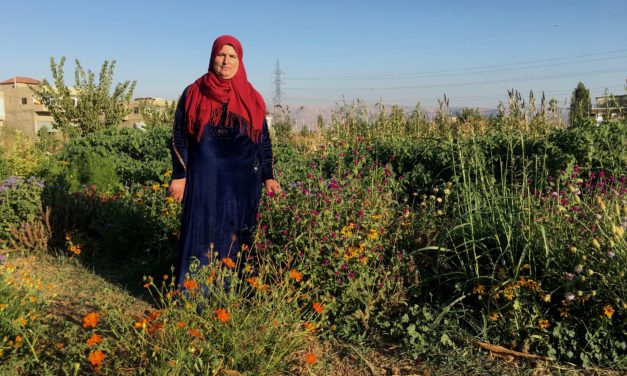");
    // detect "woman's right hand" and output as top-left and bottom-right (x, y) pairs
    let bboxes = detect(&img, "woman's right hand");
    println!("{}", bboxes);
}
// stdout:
(169, 178), (186, 203)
